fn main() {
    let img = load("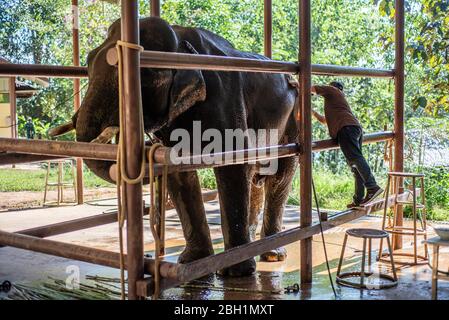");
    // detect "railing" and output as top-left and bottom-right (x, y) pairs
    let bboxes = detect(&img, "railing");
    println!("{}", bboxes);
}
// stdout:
(0, 57), (394, 79)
